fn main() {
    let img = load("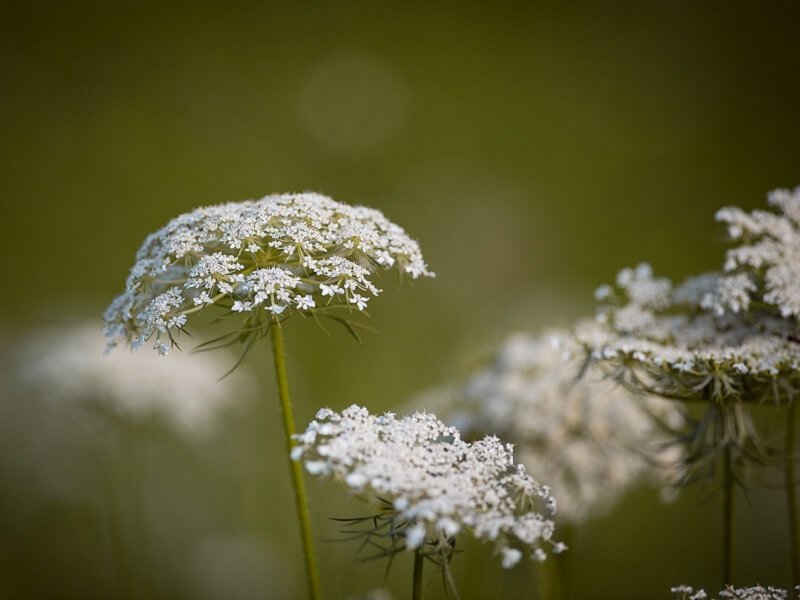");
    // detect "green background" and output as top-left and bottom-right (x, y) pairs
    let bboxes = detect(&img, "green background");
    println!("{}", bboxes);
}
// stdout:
(2, 2), (799, 598)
